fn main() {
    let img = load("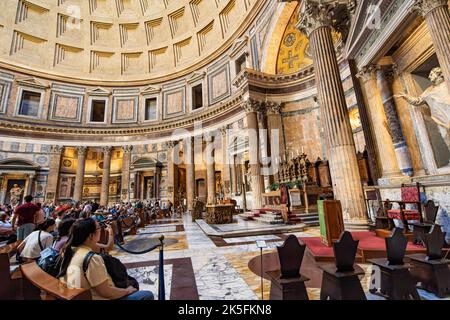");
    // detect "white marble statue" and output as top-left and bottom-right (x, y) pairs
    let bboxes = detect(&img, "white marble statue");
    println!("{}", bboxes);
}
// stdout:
(396, 67), (450, 156)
